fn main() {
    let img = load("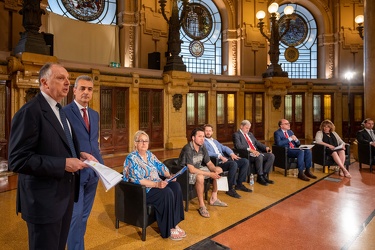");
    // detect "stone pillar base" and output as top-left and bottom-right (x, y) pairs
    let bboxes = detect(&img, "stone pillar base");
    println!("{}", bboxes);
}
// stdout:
(14, 31), (50, 56)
